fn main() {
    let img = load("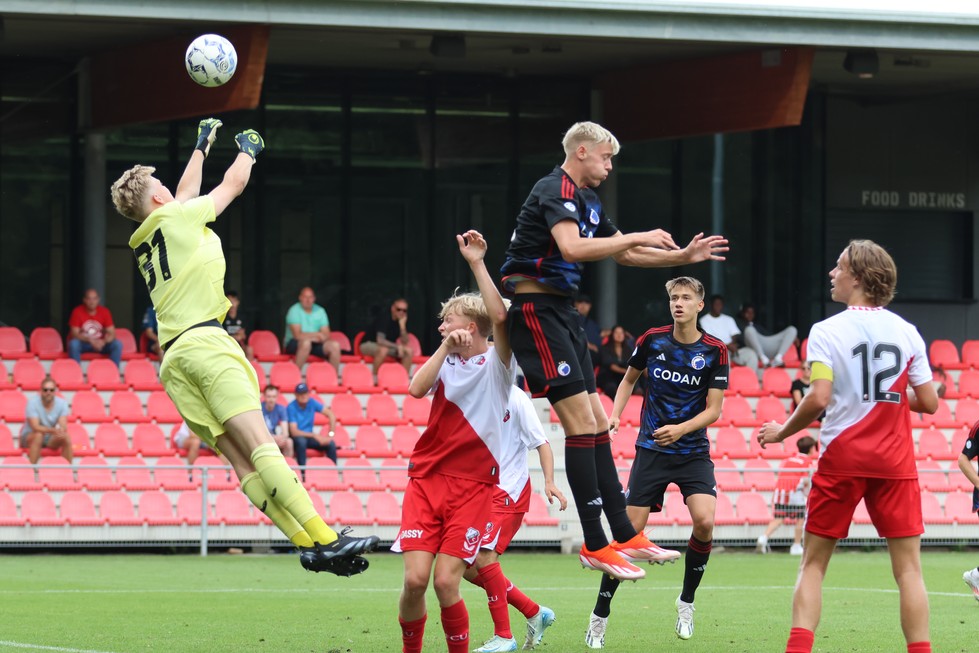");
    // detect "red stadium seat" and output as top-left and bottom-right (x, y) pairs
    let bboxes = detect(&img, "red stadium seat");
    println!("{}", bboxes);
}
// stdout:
(378, 458), (409, 491)
(329, 491), (371, 525)
(0, 326), (30, 359)
(727, 366), (761, 397)
(961, 340), (979, 369)
(524, 492), (559, 526)
(249, 330), (289, 362)
(665, 491), (692, 525)
(611, 425), (638, 460)
(71, 391), (110, 423)
(0, 361), (11, 391)
(755, 396), (788, 424)
(956, 398), (979, 427)
(852, 499), (872, 524)
(742, 461), (777, 491)
(714, 491), (739, 525)
(713, 427), (751, 459)
(377, 363), (410, 393)
(951, 370), (979, 399)
(735, 491), (772, 524)
(77, 457), (117, 491)
(799, 338), (808, 361)
(12, 358), (45, 391)
(115, 327), (142, 361)
(1, 454), (41, 490)
(929, 339), (964, 370)
(919, 399), (958, 429)
(132, 424), (172, 456)
(944, 491), (975, 523)
(390, 425), (421, 457)
(720, 396), (759, 428)
(621, 395), (644, 426)
(215, 490), (258, 525)
(331, 394), (368, 426)
(342, 463), (382, 491)
(49, 359), (89, 390)
(407, 332), (428, 364)
(401, 395), (431, 426)
(0, 423), (20, 456)
(916, 427), (952, 460)
(341, 362), (380, 394)
(0, 389), (28, 421)
(269, 361), (303, 393)
(951, 426), (970, 455)
(352, 331), (366, 358)
(250, 360), (268, 392)
(302, 459), (345, 491)
(154, 456), (197, 491)
(366, 395), (406, 426)
(123, 358), (162, 391)
(176, 490), (210, 525)
(329, 330), (352, 353)
(781, 344), (800, 368)
(306, 362), (341, 393)
(38, 455), (79, 490)
(714, 458), (746, 491)
(147, 391), (182, 423)
(94, 423), (132, 457)
(87, 359), (127, 391)
(920, 490), (949, 524)
(61, 490), (103, 525)
(0, 491), (24, 525)
(138, 491), (180, 525)
(761, 368), (792, 398)
(116, 456), (157, 490)
(366, 492), (402, 525)
(29, 327), (67, 360)
(353, 425), (394, 457)
(21, 491), (63, 526)
(100, 491), (141, 525)
(917, 458), (948, 491)
(193, 457), (237, 490)
(65, 423), (95, 457)
(109, 391), (150, 424)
